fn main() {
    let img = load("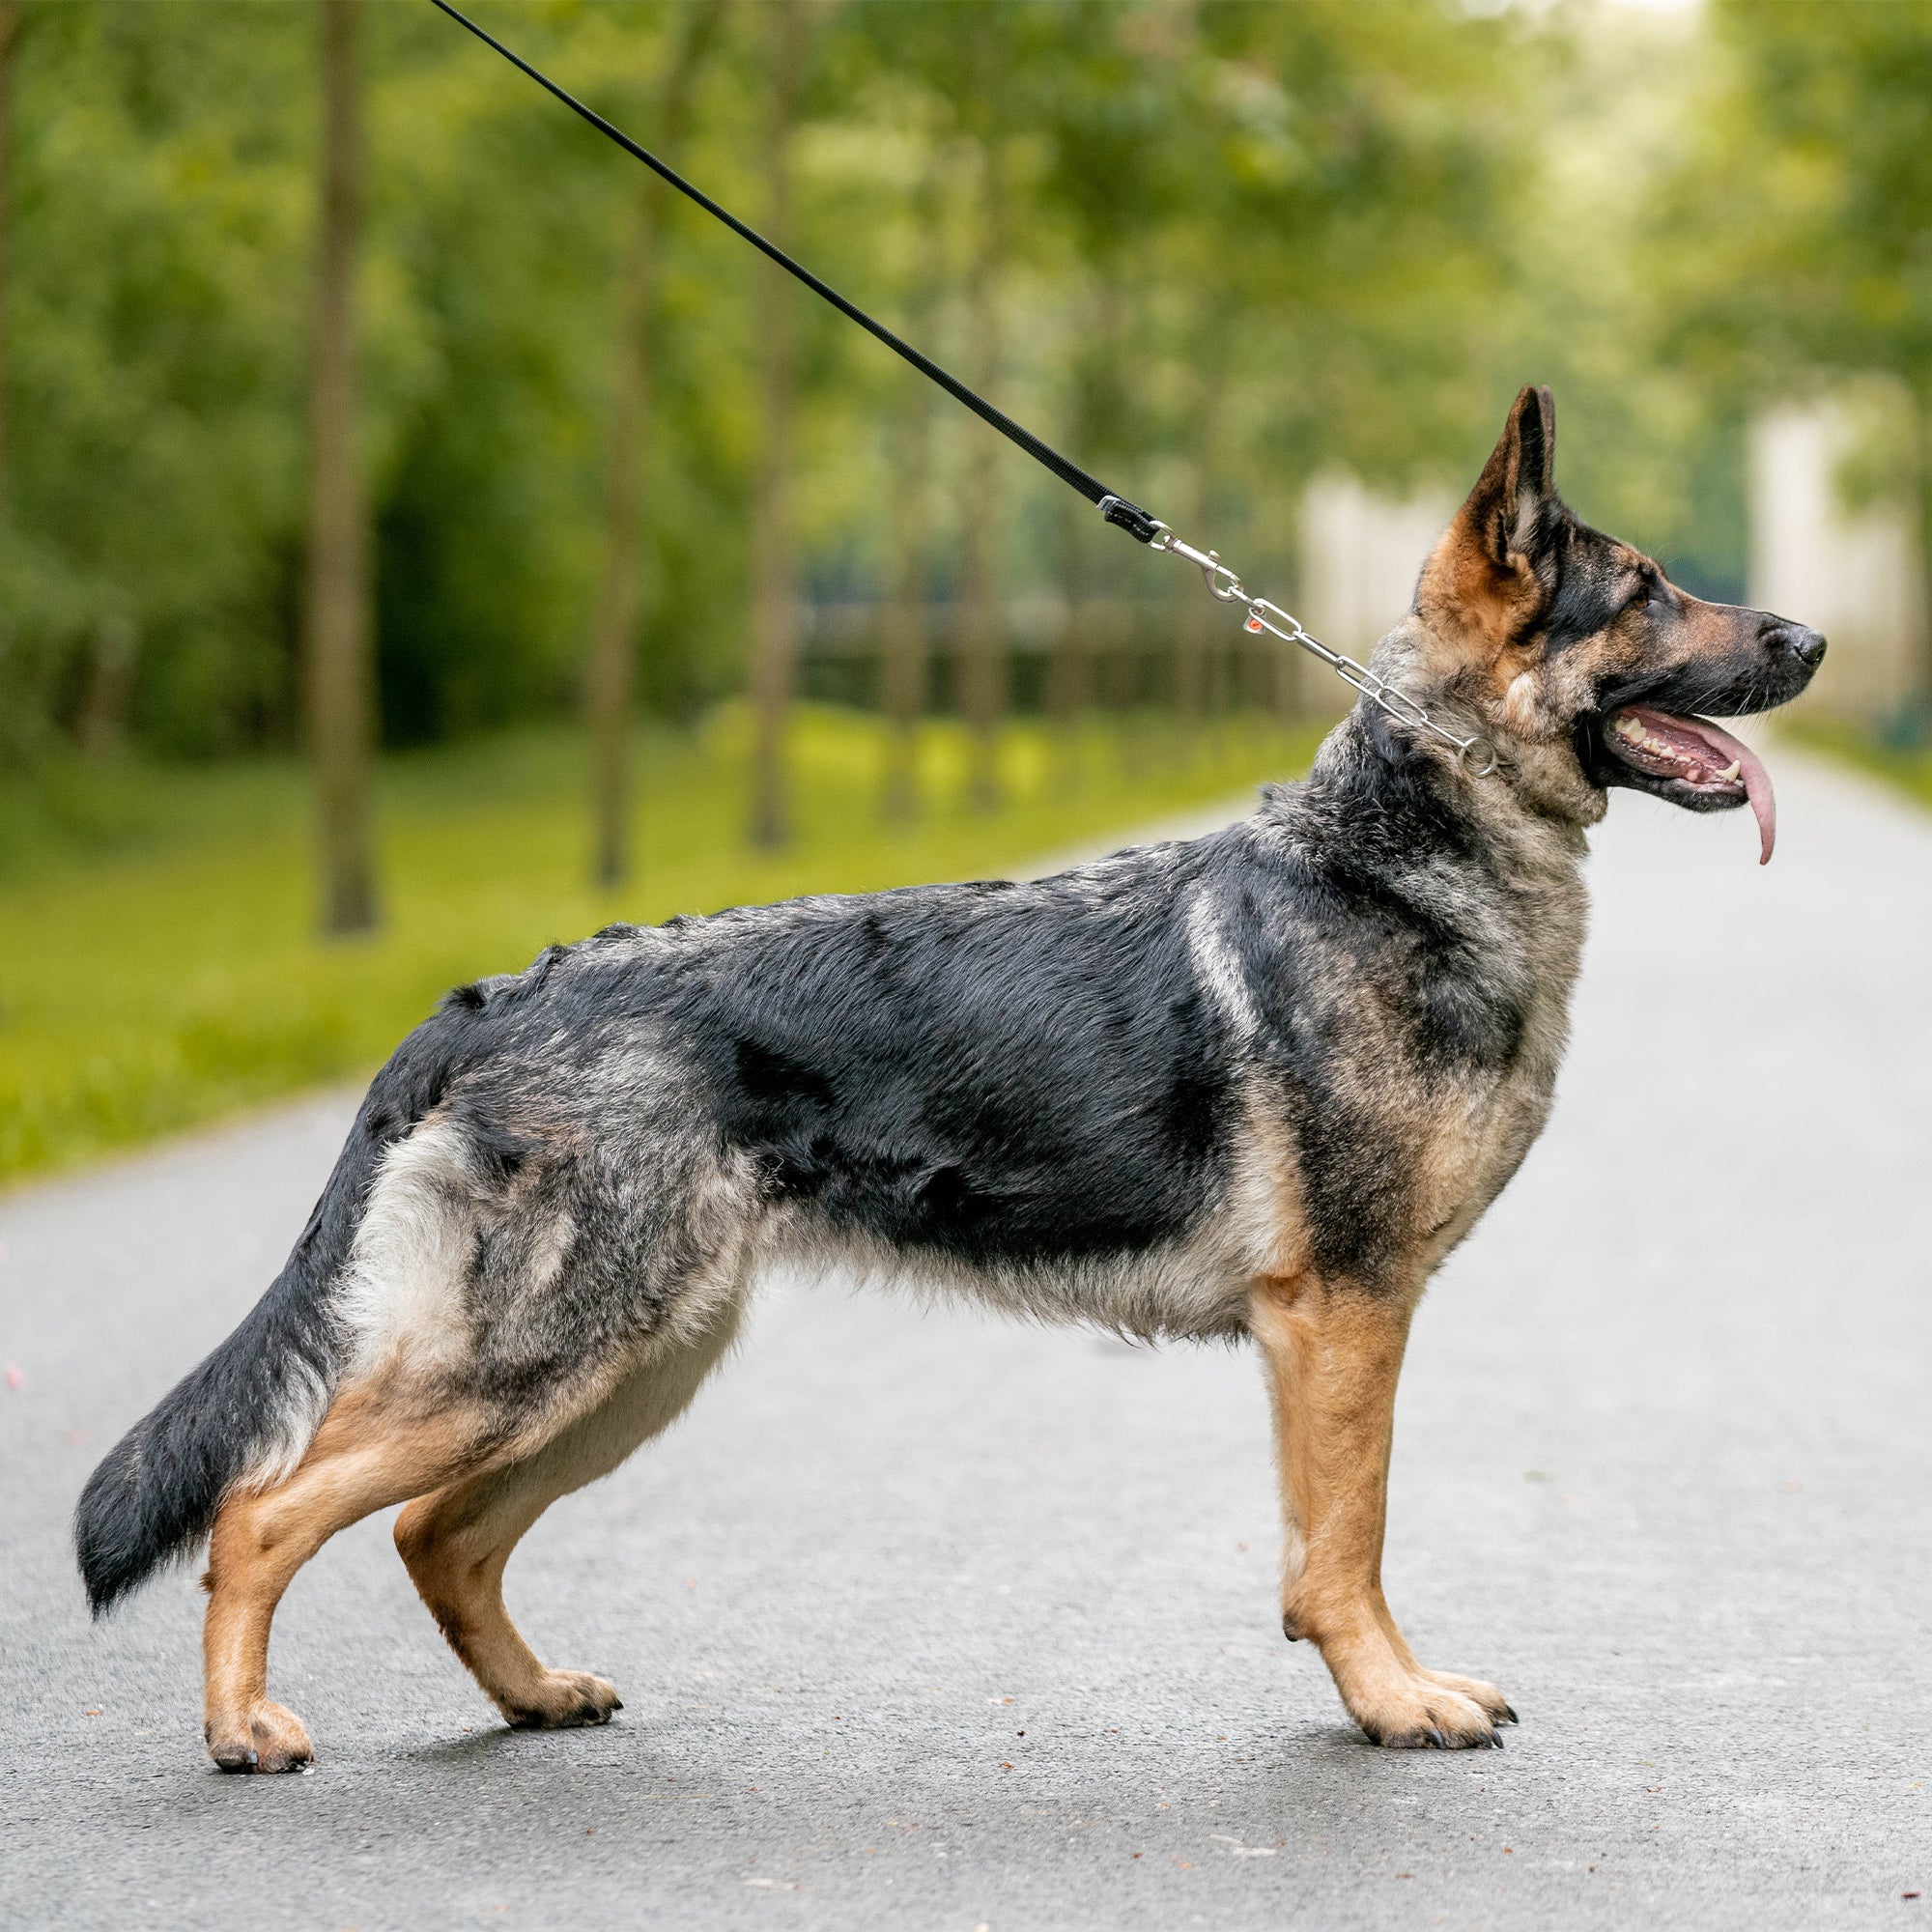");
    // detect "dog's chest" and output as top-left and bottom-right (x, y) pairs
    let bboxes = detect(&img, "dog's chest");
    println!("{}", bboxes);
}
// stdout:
(1414, 871), (1586, 1254)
